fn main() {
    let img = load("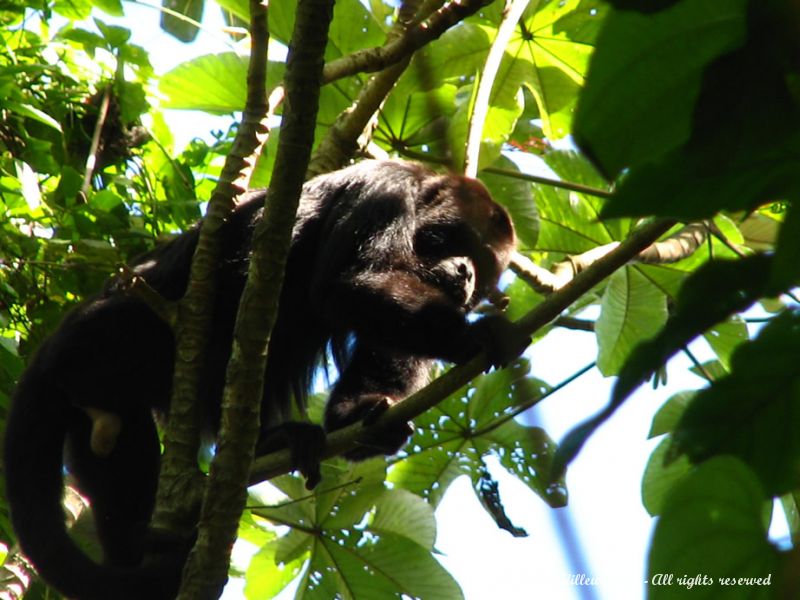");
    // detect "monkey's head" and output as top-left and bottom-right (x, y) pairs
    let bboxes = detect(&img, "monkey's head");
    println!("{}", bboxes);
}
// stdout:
(414, 172), (516, 309)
